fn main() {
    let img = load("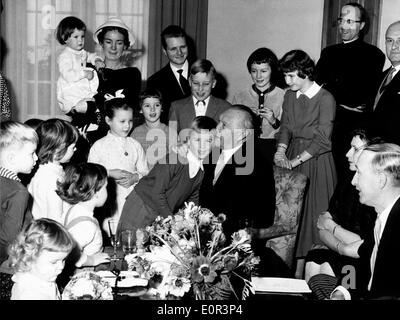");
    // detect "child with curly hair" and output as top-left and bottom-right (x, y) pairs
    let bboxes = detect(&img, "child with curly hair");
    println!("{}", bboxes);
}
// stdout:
(8, 218), (74, 300)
